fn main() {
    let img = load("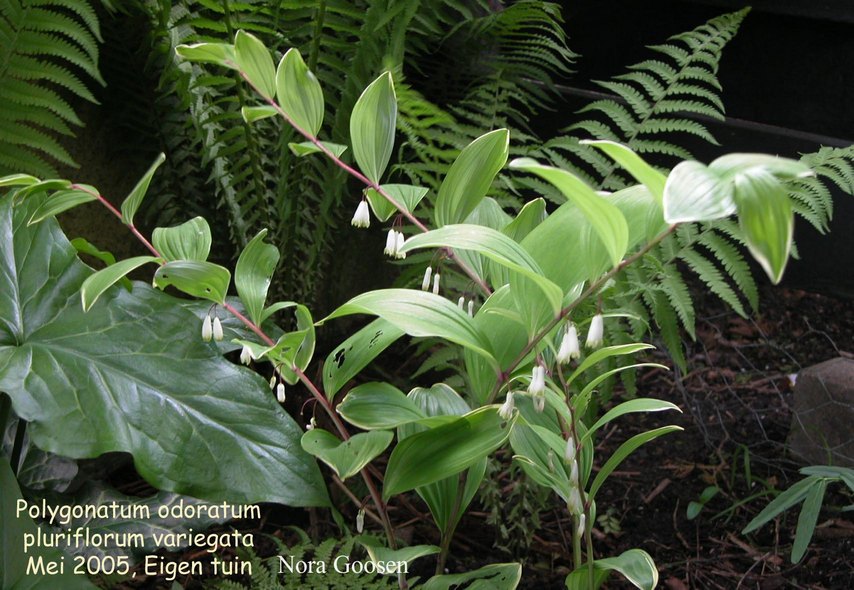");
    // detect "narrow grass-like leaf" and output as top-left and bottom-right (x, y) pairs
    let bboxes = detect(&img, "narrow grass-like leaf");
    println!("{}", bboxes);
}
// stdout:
(589, 426), (682, 500)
